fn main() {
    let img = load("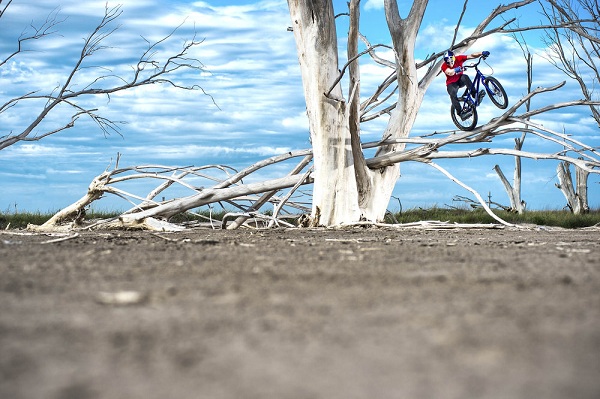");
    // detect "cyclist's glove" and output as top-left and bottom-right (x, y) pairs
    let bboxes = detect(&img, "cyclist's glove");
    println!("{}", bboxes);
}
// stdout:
(454, 66), (463, 74)
(482, 51), (490, 58)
